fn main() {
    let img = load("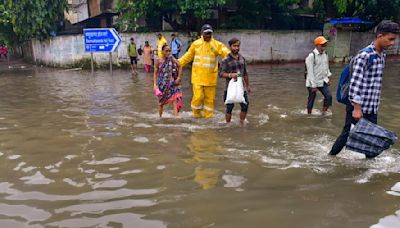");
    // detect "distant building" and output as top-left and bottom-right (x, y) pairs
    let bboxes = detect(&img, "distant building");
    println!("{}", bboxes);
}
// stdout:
(61, 0), (118, 34)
